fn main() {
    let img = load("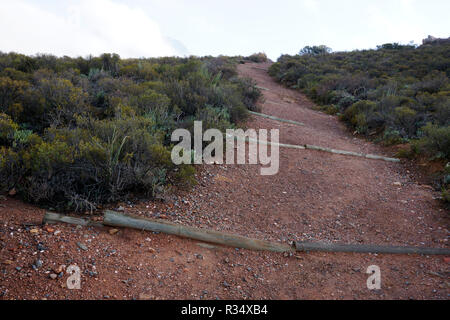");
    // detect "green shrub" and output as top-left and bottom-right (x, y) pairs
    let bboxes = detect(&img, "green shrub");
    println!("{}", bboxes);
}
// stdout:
(394, 106), (418, 136)
(344, 100), (381, 134)
(0, 147), (21, 191)
(324, 105), (339, 115)
(329, 90), (357, 111)
(395, 145), (415, 159)
(231, 77), (262, 112)
(414, 123), (450, 159)
(247, 53), (268, 63)
(0, 113), (19, 145)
